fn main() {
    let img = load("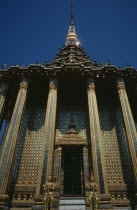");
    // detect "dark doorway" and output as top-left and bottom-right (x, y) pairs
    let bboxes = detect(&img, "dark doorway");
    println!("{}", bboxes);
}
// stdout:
(62, 146), (84, 196)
